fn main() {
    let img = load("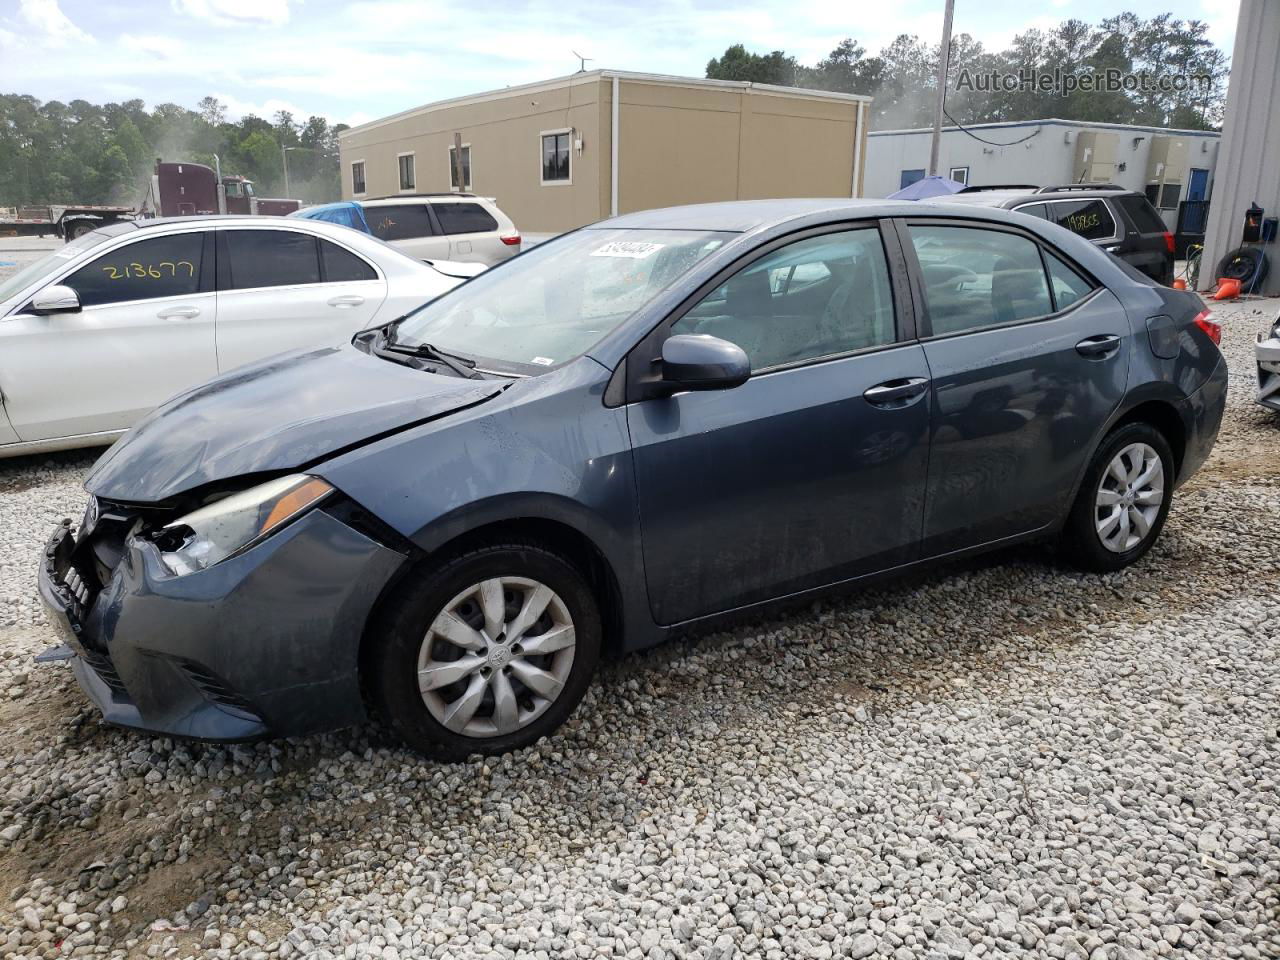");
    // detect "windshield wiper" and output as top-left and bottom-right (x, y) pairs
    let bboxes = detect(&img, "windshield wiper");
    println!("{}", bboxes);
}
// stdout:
(378, 331), (482, 379)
